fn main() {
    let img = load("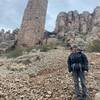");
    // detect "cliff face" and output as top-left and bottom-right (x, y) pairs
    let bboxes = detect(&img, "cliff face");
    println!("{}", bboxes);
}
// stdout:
(18, 0), (48, 47)
(54, 6), (100, 47)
